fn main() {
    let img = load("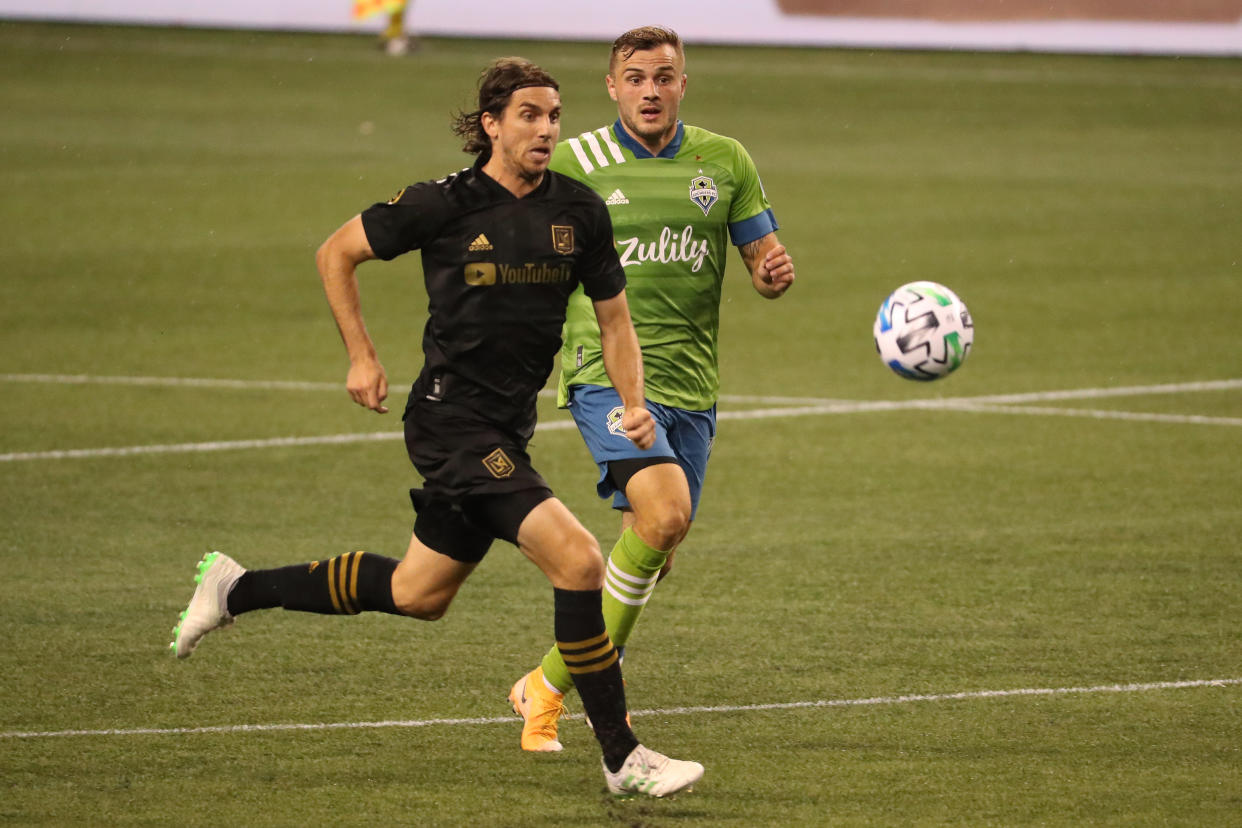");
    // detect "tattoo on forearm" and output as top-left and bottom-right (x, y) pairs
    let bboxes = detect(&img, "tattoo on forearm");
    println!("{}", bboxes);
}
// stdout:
(740, 239), (763, 270)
